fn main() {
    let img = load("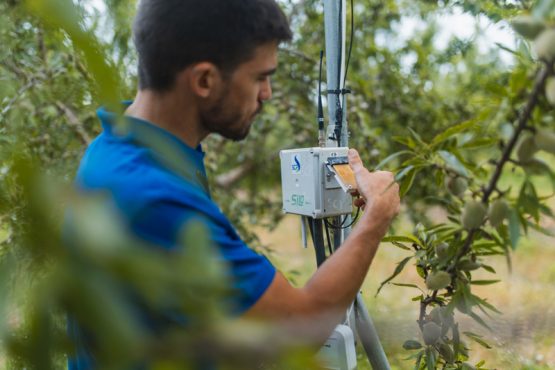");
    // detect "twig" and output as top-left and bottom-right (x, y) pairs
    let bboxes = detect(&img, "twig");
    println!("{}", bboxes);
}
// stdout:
(214, 161), (256, 188)
(279, 47), (316, 64)
(55, 101), (92, 145)
(0, 79), (37, 120)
